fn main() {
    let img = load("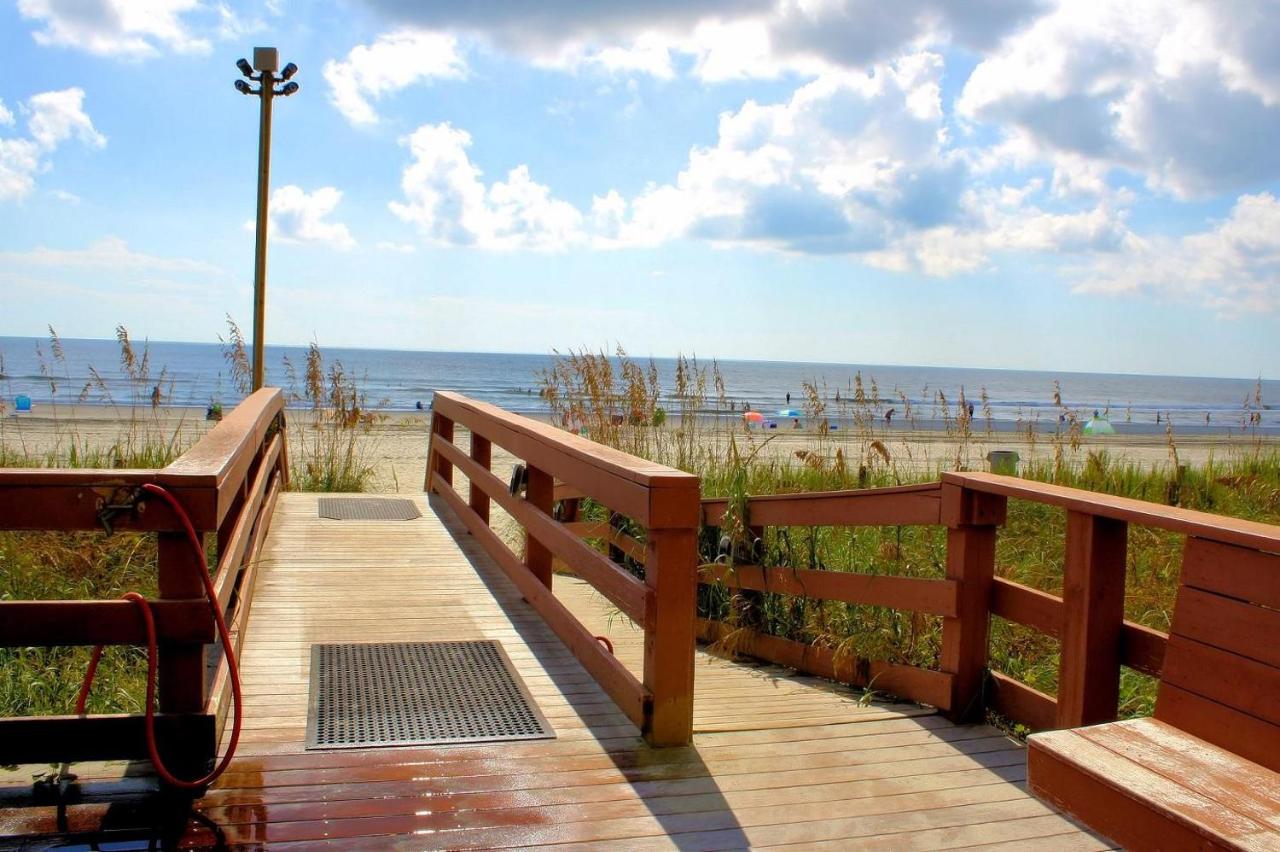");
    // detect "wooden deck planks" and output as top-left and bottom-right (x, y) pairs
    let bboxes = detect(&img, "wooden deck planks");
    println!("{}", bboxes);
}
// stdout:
(1, 491), (1103, 849)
